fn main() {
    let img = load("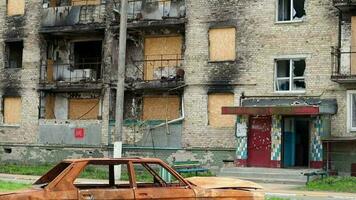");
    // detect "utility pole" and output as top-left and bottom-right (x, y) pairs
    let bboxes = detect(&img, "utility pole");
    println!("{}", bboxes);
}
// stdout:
(114, 0), (128, 179)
